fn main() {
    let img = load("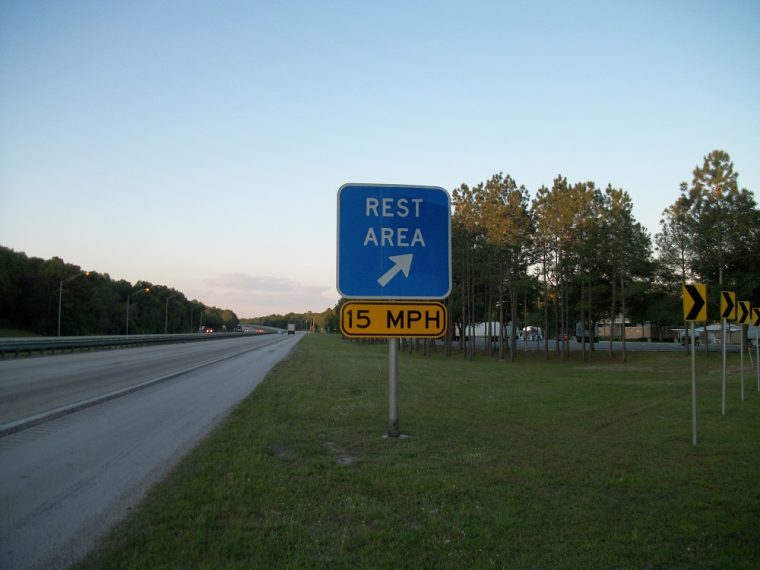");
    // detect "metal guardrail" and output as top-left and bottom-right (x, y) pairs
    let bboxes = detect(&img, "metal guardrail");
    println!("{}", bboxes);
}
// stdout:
(0, 332), (274, 358)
